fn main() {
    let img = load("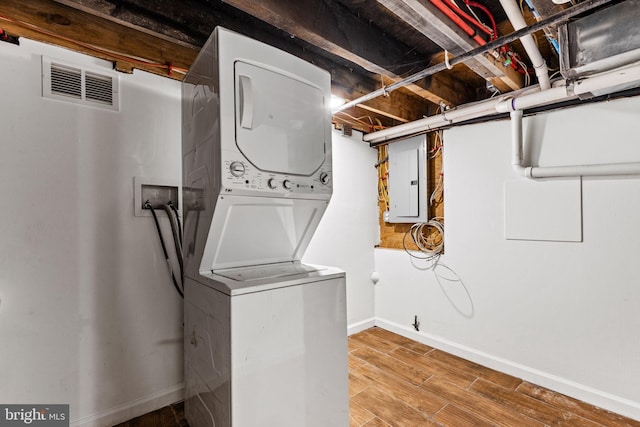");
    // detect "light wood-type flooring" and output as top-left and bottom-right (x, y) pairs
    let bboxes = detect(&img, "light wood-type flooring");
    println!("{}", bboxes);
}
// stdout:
(117, 327), (640, 427)
(348, 327), (639, 427)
